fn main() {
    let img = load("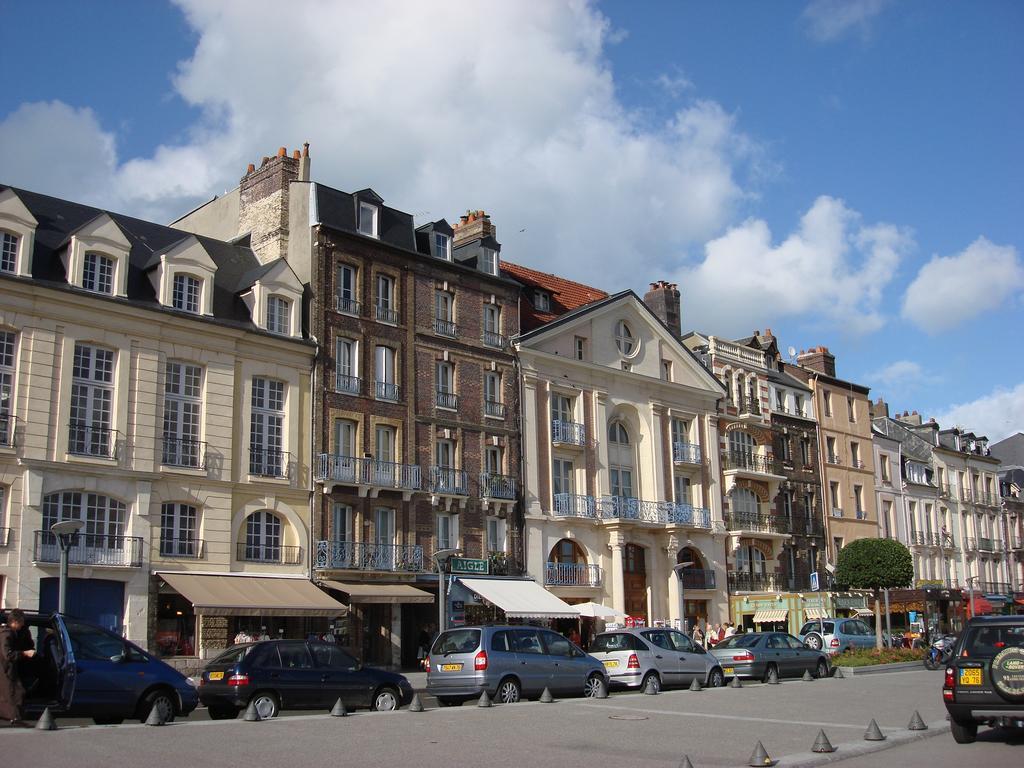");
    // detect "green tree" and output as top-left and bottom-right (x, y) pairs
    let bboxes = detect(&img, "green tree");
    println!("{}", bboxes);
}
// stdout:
(834, 538), (914, 649)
